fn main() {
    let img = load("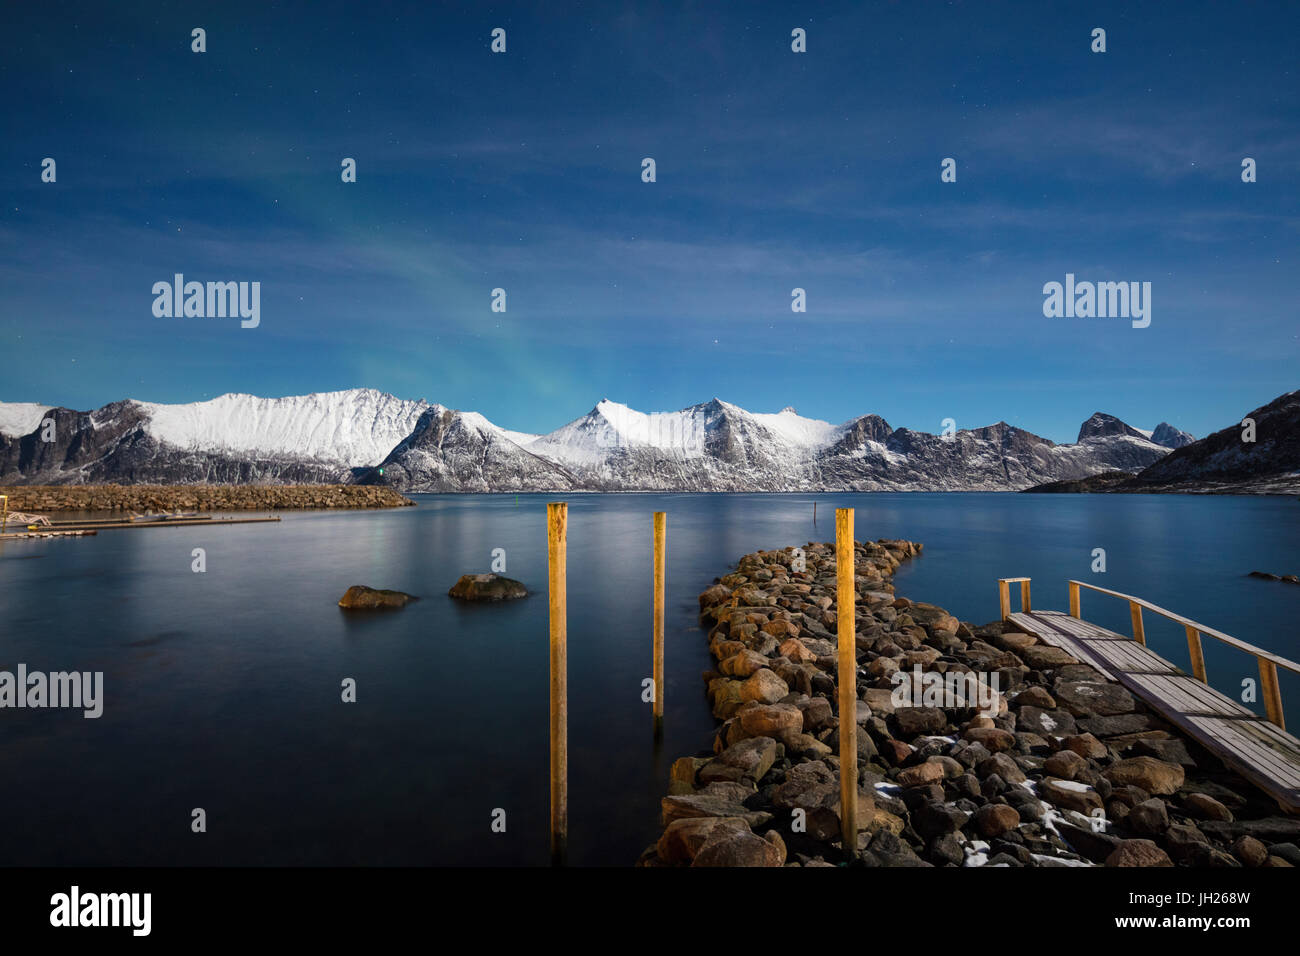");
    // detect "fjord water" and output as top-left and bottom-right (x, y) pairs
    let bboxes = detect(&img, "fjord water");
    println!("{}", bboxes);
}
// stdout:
(2, 493), (1297, 866)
